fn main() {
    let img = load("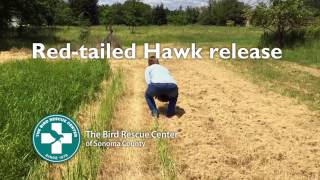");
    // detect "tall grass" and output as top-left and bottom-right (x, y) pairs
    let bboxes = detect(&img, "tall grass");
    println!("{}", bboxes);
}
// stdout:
(0, 60), (109, 179)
